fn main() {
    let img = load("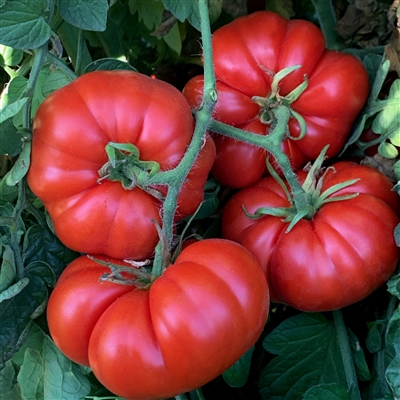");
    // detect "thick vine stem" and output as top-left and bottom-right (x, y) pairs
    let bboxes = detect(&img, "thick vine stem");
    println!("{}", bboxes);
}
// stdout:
(333, 309), (362, 400)
(151, 0), (217, 276)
